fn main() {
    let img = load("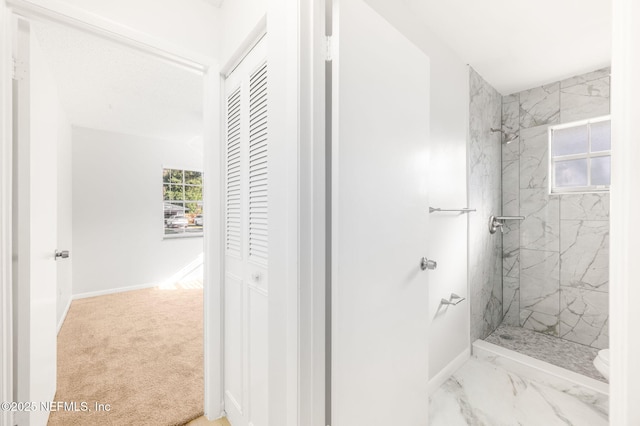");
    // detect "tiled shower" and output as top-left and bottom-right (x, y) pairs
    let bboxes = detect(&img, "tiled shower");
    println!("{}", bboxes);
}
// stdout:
(469, 66), (610, 369)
